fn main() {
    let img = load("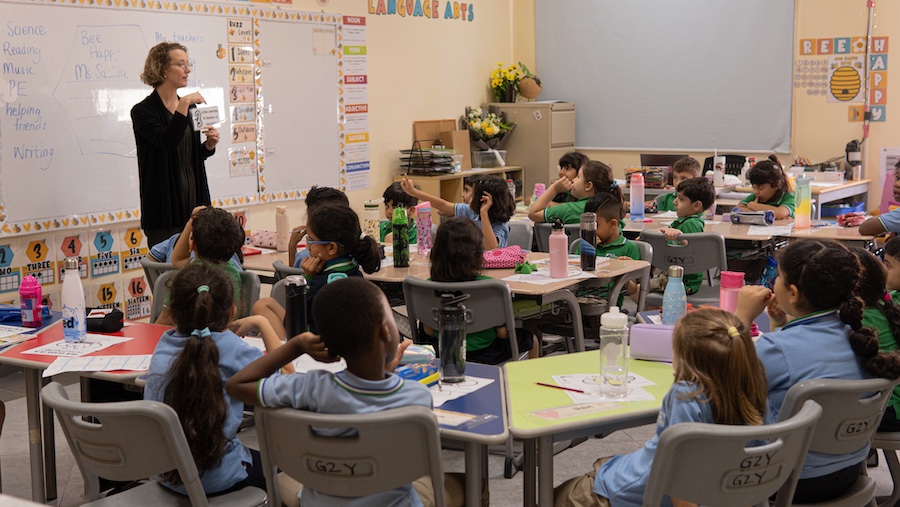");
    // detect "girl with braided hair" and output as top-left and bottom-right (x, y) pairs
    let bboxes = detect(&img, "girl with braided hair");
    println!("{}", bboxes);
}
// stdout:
(737, 239), (900, 503)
